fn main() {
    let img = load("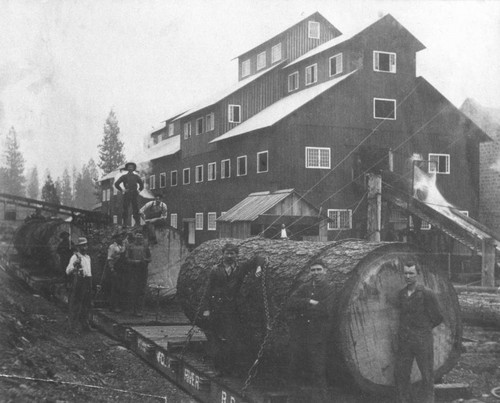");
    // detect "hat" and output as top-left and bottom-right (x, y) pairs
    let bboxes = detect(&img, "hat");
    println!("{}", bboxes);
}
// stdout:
(59, 231), (70, 239)
(310, 259), (326, 268)
(76, 237), (88, 246)
(154, 192), (163, 199)
(122, 162), (137, 171)
(222, 242), (239, 253)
